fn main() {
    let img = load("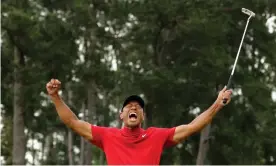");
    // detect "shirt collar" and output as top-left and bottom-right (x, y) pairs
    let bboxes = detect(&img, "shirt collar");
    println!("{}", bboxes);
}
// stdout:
(121, 126), (144, 138)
